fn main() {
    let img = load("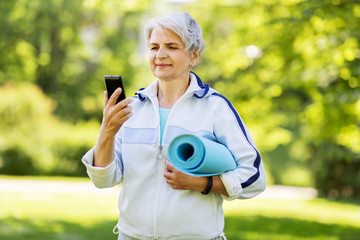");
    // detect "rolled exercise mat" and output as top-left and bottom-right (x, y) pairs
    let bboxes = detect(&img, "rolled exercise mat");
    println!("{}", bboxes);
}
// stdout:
(168, 134), (236, 176)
